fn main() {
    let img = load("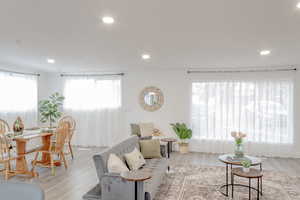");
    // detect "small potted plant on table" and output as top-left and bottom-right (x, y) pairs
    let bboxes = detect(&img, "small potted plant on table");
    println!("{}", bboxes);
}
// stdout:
(170, 123), (192, 154)
(241, 160), (252, 173)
